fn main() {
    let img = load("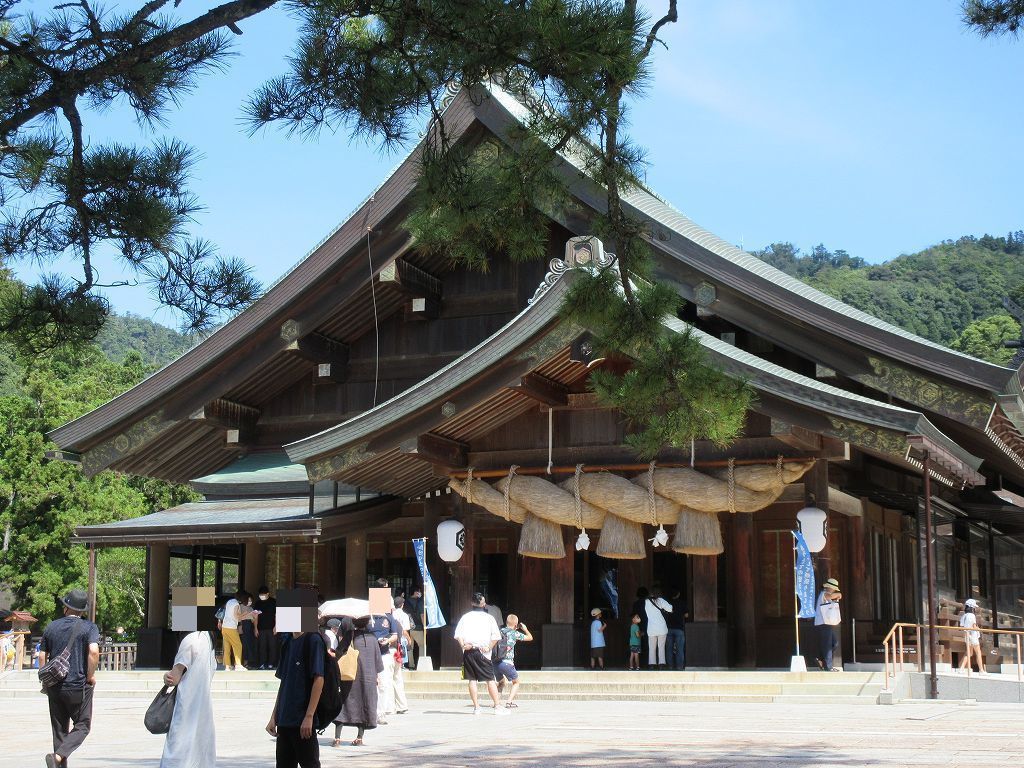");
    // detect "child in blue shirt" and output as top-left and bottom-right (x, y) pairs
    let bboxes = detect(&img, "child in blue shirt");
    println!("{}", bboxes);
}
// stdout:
(590, 608), (606, 670)
(629, 614), (642, 670)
